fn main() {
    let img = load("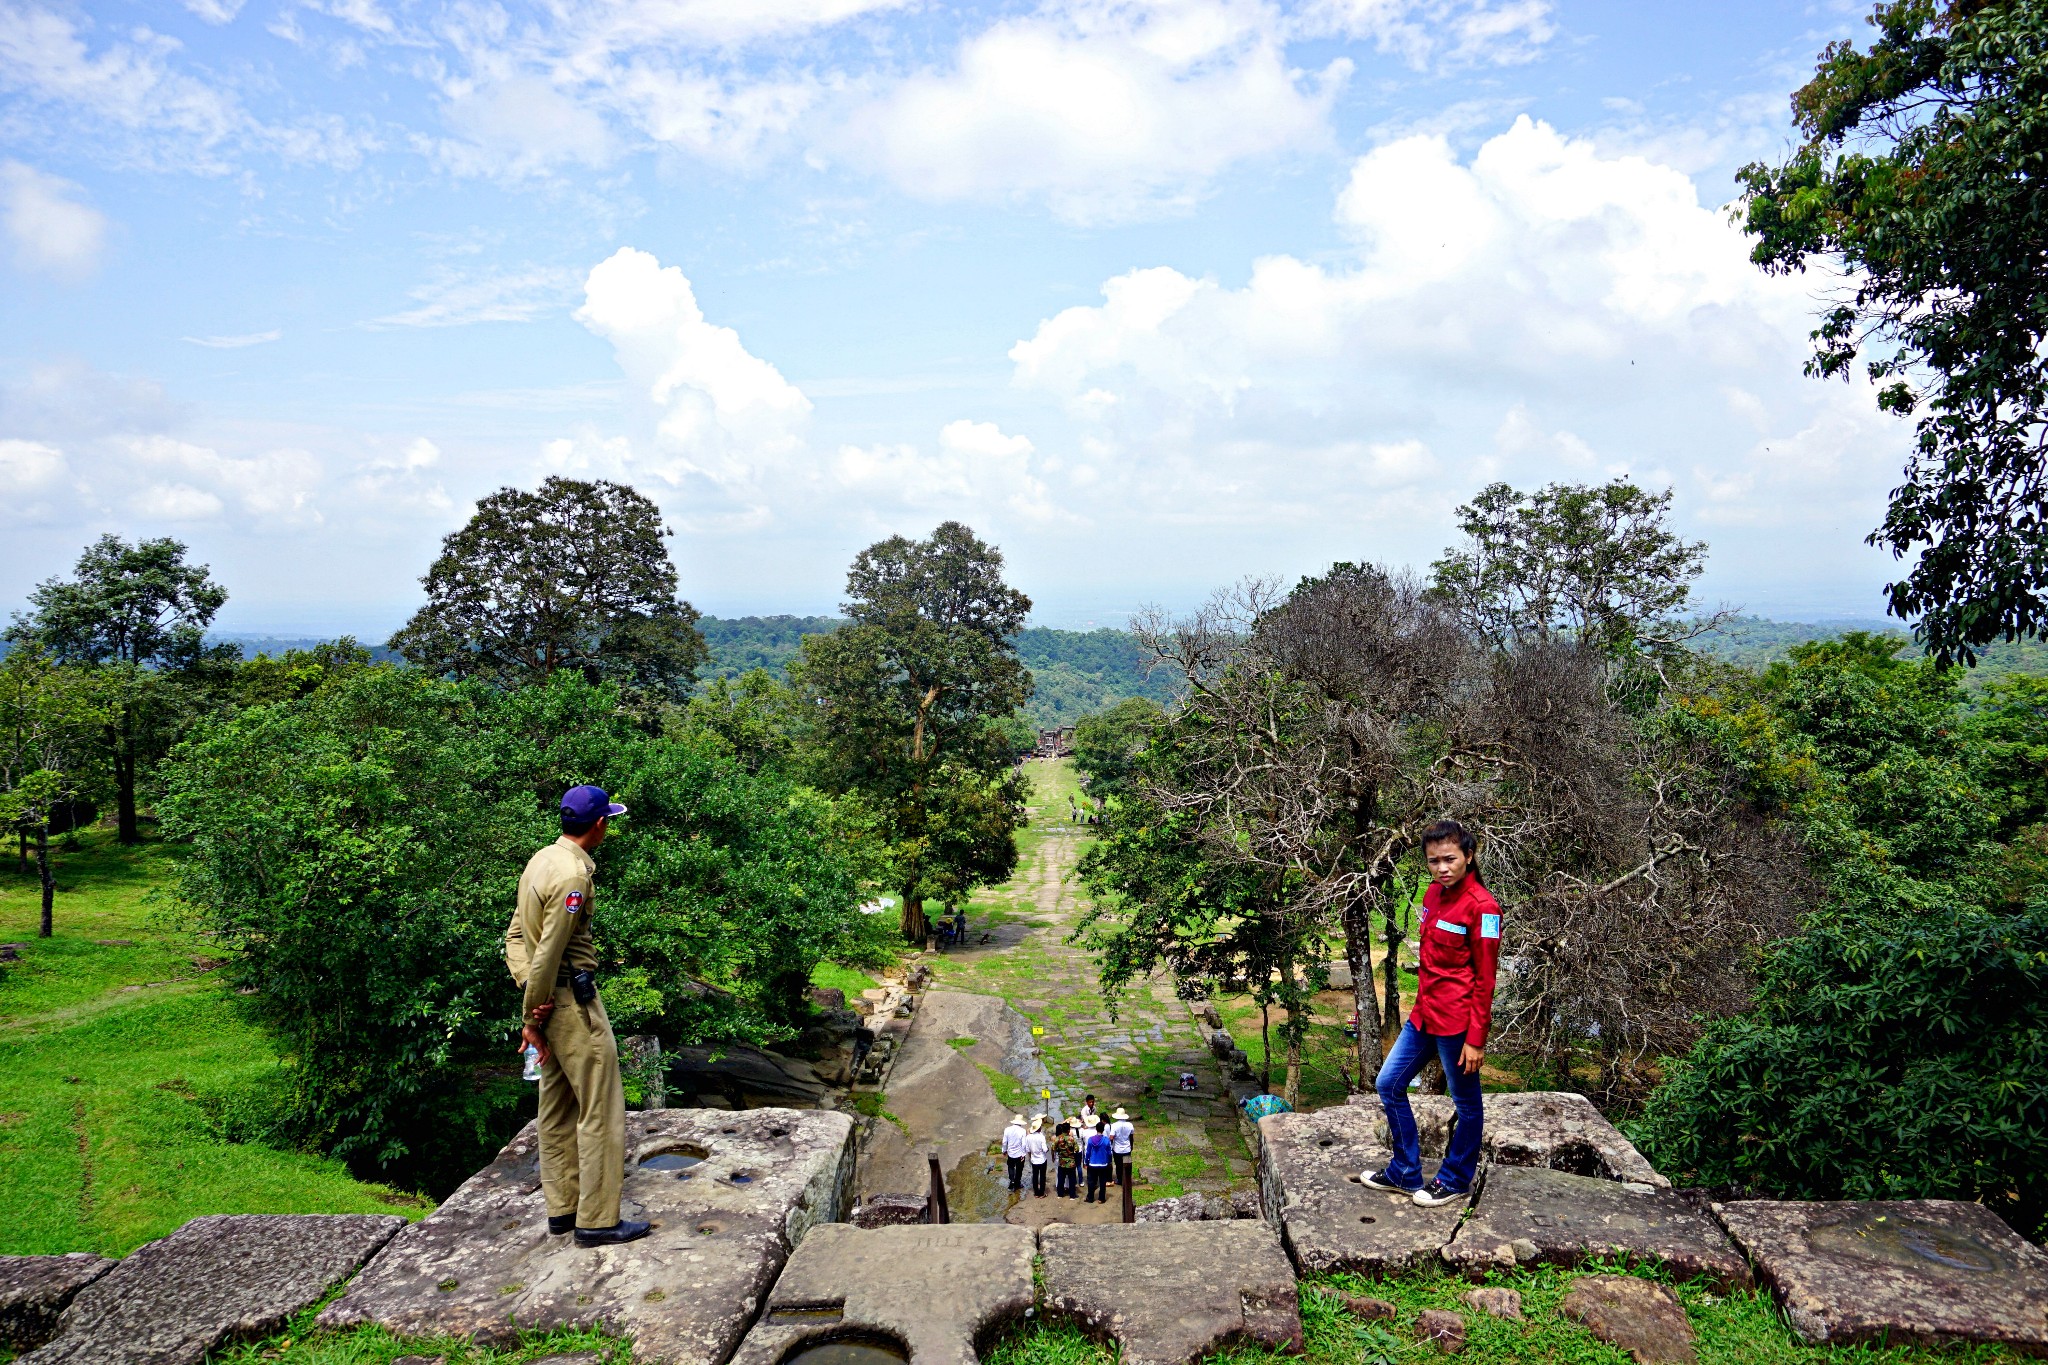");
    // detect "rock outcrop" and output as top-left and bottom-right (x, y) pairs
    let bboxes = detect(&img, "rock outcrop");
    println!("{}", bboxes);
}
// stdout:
(22, 1215), (403, 1365)
(1255, 1107), (1466, 1276)
(0, 1254), (115, 1350)
(1344, 1091), (1665, 1186)
(318, 1108), (853, 1365)
(1040, 1222), (1302, 1365)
